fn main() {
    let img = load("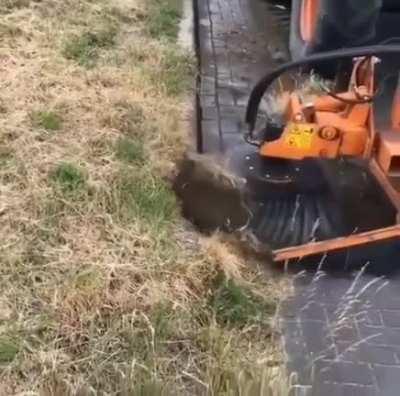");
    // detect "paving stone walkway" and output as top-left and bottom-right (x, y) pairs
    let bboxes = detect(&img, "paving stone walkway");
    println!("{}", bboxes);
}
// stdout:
(195, 0), (400, 395)
(196, 0), (288, 156)
(282, 259), (400, 396)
